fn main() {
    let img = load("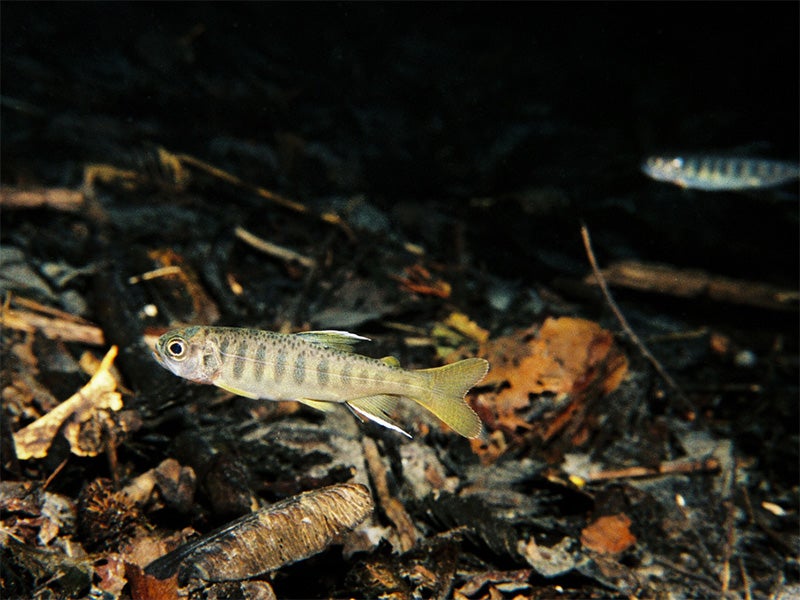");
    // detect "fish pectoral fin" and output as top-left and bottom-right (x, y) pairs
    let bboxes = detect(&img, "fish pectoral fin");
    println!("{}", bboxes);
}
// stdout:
(296, 398), (338, 413)
(379, 356), (401, 367)
(214, 381), (260, 399)
(295, 330), (370, 352)
(347, 394), (411, 438)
